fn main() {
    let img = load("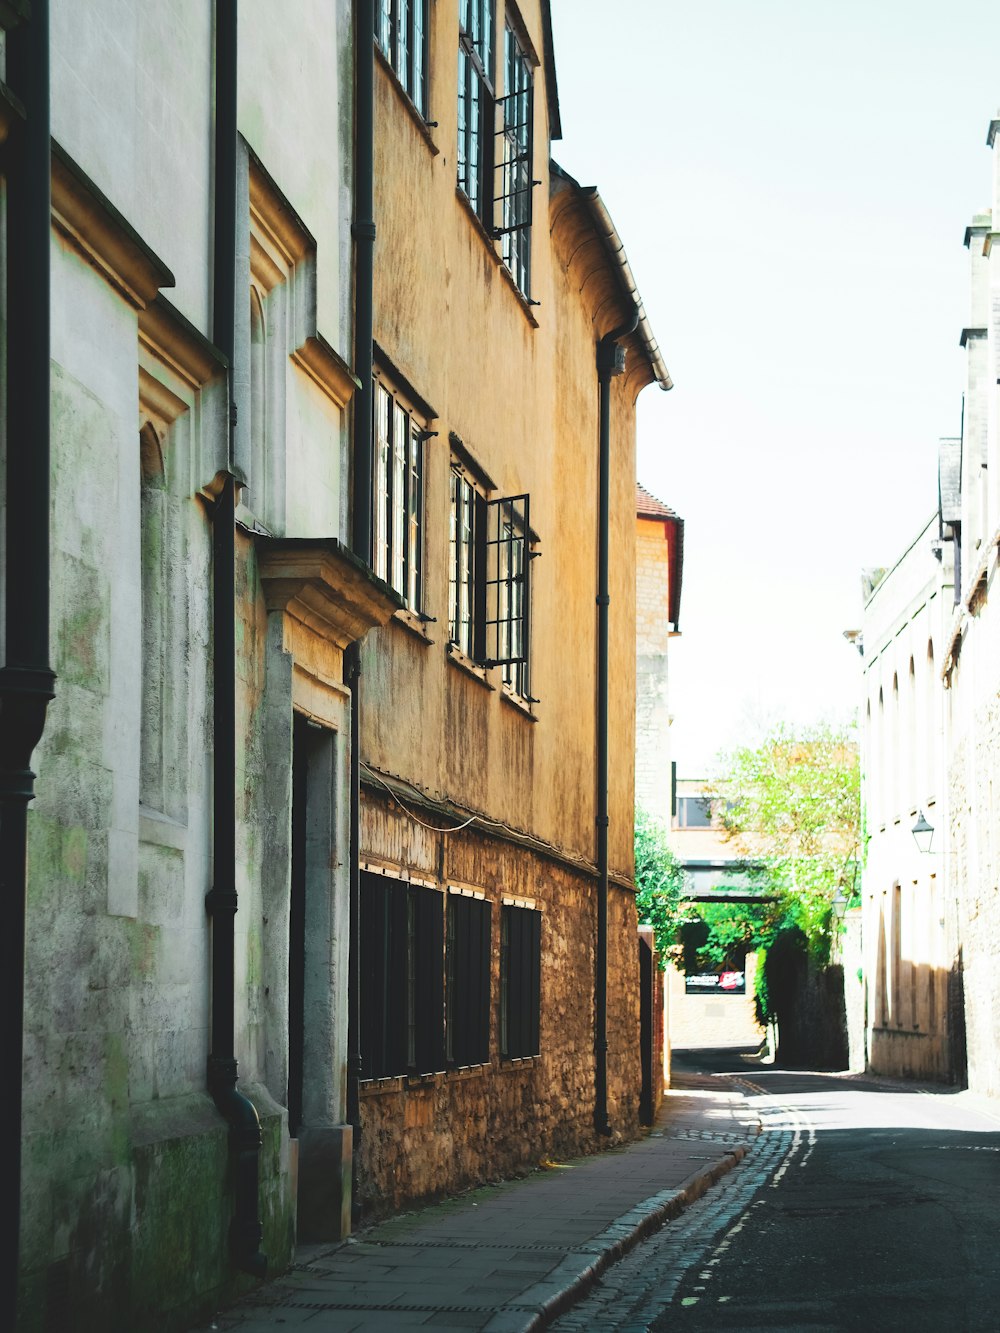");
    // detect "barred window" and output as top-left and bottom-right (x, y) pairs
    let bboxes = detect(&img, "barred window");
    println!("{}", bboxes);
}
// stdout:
(376, 0), (428, 116)
(449, 466), (481, 656)
(449, 464), (532, 695)
(495, 23), (533, 297)
(360, 874), (444, 1079)
(500, 904), (540, 1059)
(447, 893), (491, 1067)
(373, 376), (424, 611)
(458, 0), (495, 221)
(485, 494), (532, 698)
